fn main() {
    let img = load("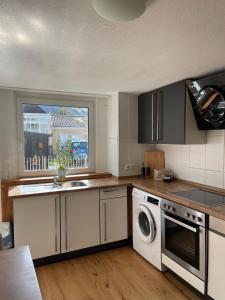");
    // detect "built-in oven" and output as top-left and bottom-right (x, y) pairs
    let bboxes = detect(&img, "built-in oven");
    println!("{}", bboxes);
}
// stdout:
(161, 199), (206, 281)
